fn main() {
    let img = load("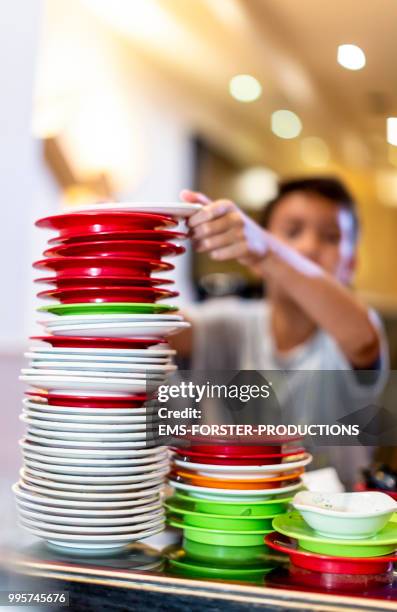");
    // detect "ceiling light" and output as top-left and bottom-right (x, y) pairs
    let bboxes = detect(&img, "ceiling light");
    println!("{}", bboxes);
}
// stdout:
(387, 118), (397, 146)
(229, 74), (262, 103)
(300, 137), (330, 167)
(235, 166), (278, 209)
(271, 110), (302, 139)
(337, 44), (366, 70)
